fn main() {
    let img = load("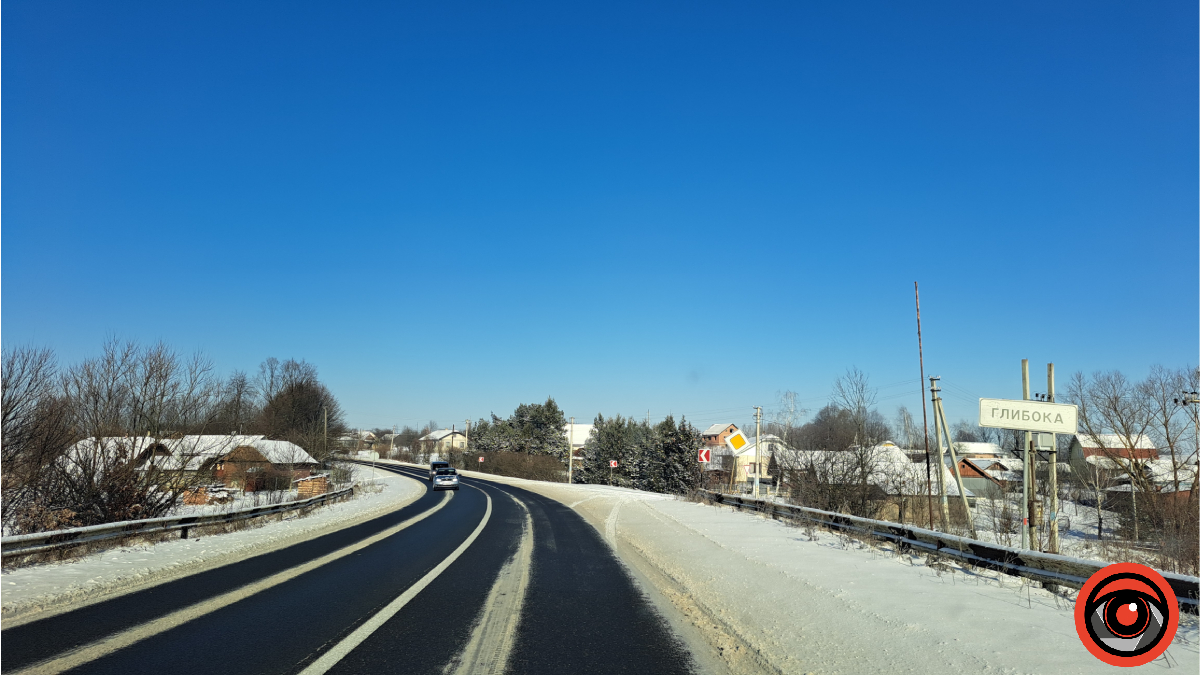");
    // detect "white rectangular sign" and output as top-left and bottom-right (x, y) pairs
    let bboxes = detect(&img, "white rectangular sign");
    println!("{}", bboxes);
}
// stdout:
(978, 398), (1078, 434)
